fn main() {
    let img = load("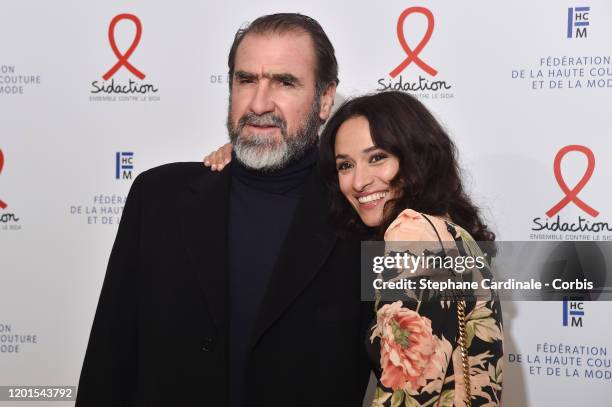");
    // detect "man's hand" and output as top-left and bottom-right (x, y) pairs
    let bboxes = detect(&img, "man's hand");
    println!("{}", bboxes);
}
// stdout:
(203, 143), (233, 171)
